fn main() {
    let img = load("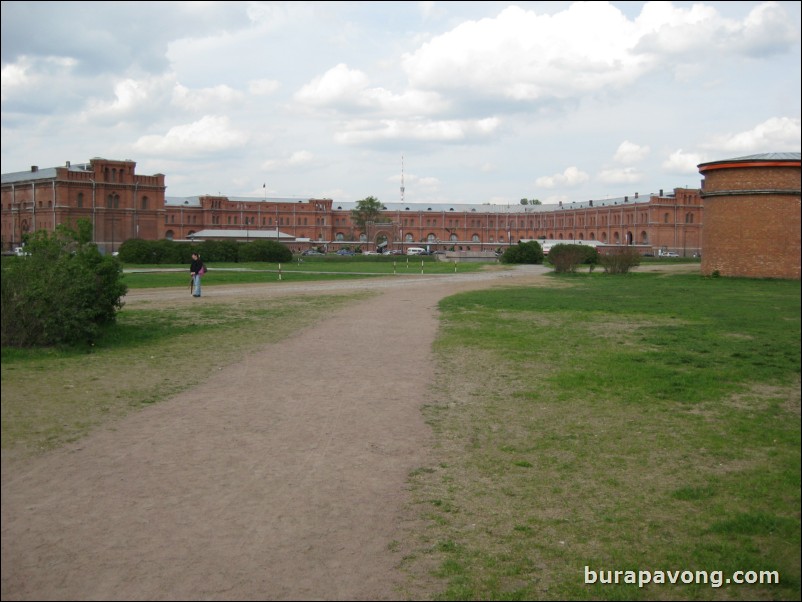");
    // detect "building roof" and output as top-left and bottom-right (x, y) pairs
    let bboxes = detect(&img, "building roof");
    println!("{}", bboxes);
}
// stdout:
(188, 229), (295, 241)
(0, 162), (97, 185)
(697, 151), (801, 171)
(164, 196), (315, 208)
(724, 152), (801, 161)
(172, 195), (657, 214)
